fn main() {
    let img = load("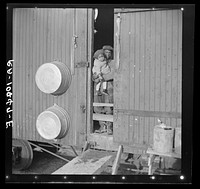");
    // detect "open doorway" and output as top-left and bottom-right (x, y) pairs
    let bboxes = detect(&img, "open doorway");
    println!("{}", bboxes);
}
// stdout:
(94, 8), (114, 52)
(92, 8), (114, 134)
